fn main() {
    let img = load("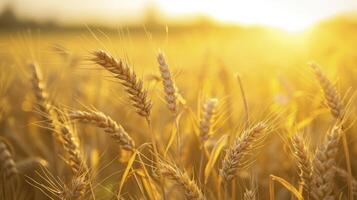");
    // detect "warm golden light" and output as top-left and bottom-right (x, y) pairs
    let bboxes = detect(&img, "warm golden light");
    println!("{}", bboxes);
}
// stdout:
(1, 0), (357, 199)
